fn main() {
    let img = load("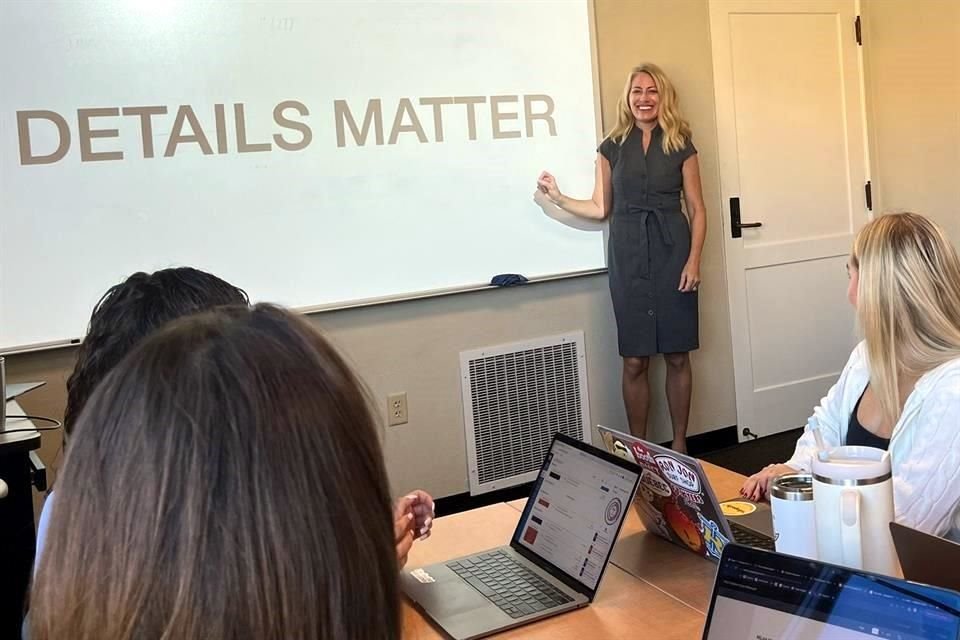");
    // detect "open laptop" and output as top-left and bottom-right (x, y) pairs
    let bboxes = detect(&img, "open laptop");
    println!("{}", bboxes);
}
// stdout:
(703, 544), (960, 640)
(401, 433), (640, 640)
(891, 522), (960, 592)
(597, 425), (774, 562)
